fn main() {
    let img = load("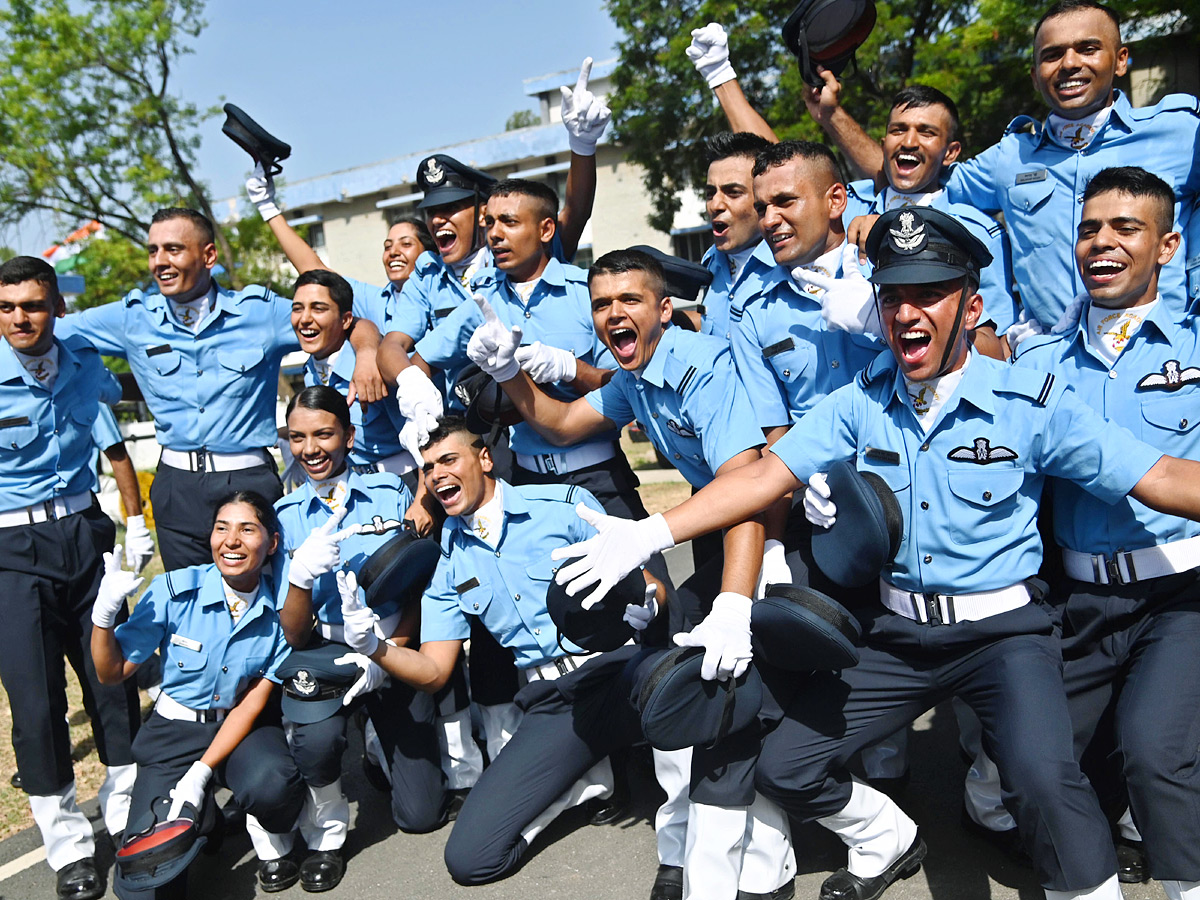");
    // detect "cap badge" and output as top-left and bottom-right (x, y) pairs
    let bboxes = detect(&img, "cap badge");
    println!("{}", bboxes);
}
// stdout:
(889, 211), (927, 253)
(424, 158), (445, 185)
(292, 670), (318, 696)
